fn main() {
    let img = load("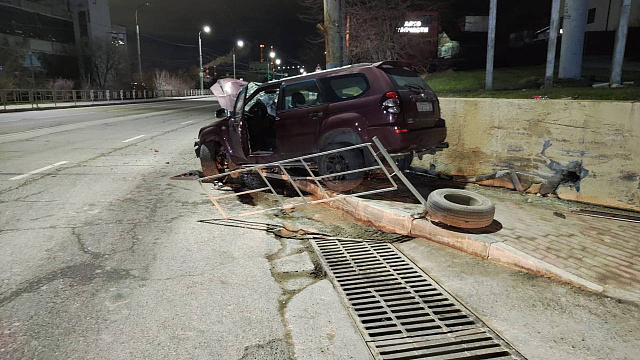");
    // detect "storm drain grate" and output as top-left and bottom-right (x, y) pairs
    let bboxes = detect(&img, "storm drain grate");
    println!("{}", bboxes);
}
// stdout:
(311, 239), (525, 360)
